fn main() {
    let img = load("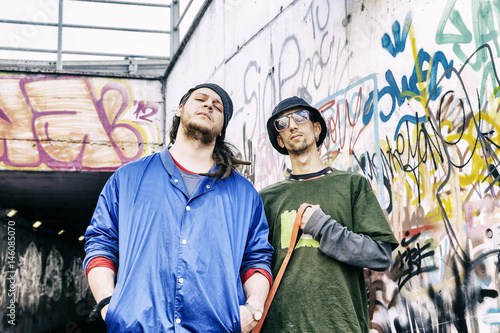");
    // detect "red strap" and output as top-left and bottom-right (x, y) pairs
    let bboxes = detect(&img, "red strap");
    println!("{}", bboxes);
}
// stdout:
(252, 203), (310, 332)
